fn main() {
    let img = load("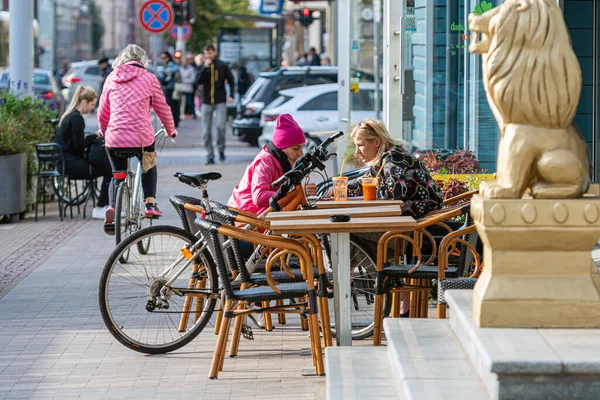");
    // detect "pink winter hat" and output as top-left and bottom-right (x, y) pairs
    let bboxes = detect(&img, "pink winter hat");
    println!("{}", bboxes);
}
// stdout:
(272, 114), (306, 149)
